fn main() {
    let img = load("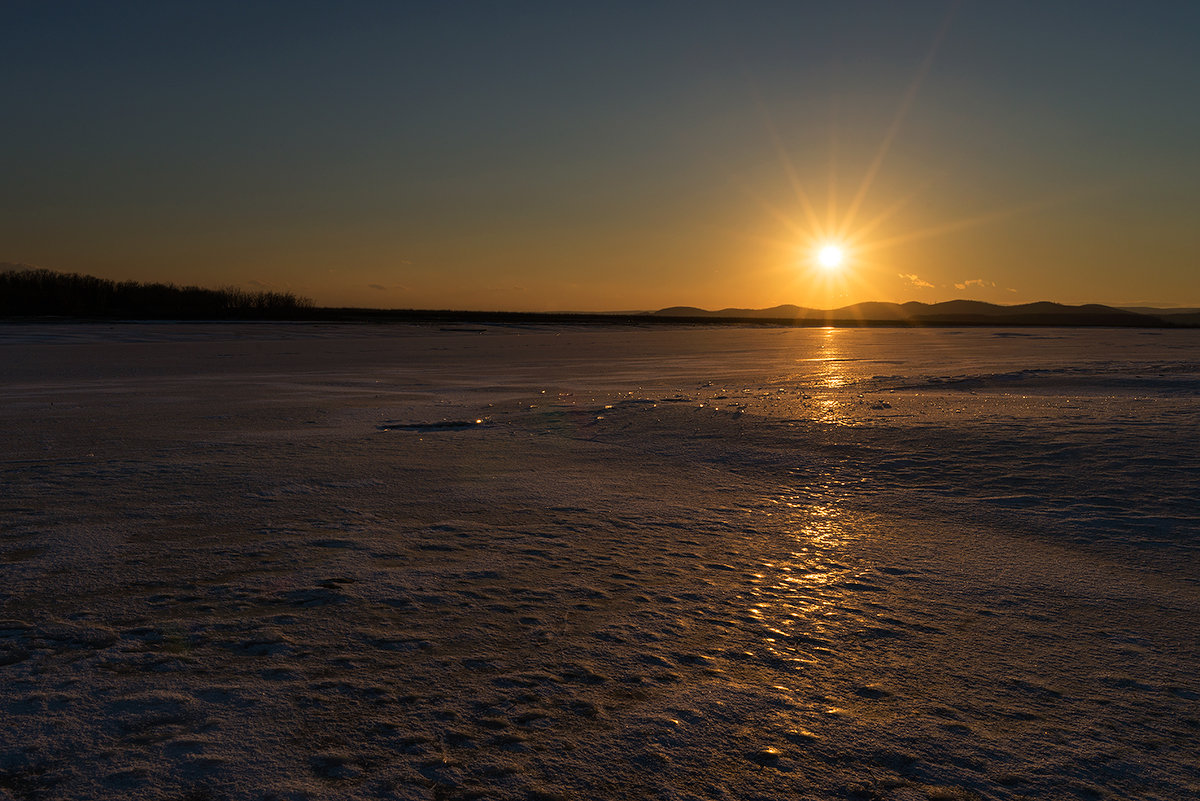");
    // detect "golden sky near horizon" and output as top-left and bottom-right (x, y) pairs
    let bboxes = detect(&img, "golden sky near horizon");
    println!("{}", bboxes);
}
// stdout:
(3, 3), (1198, 310)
